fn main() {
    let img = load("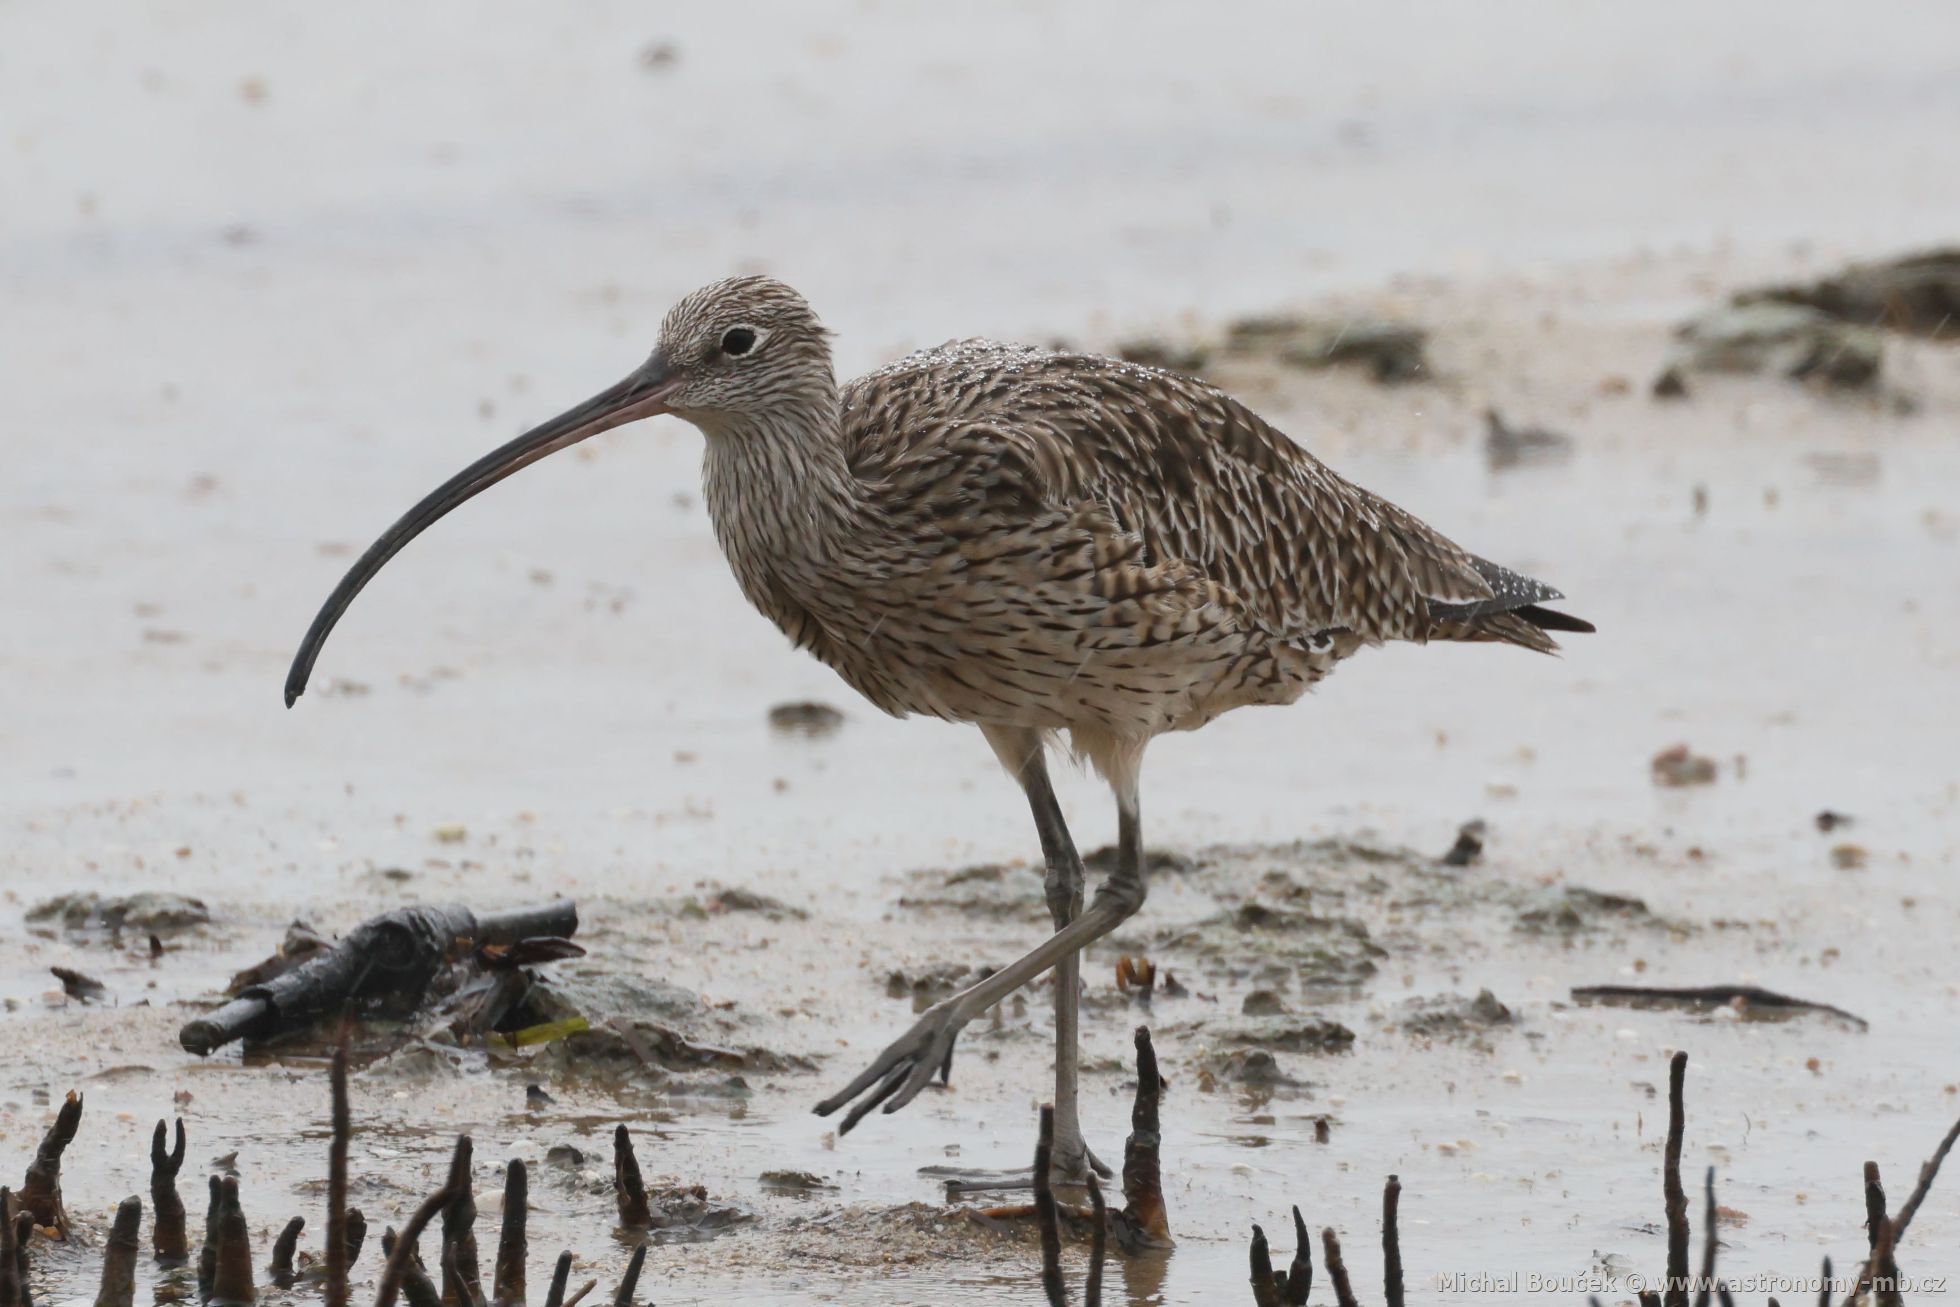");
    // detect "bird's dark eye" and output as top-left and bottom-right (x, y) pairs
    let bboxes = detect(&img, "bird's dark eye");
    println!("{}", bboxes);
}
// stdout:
(720, 327), (757, 357)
